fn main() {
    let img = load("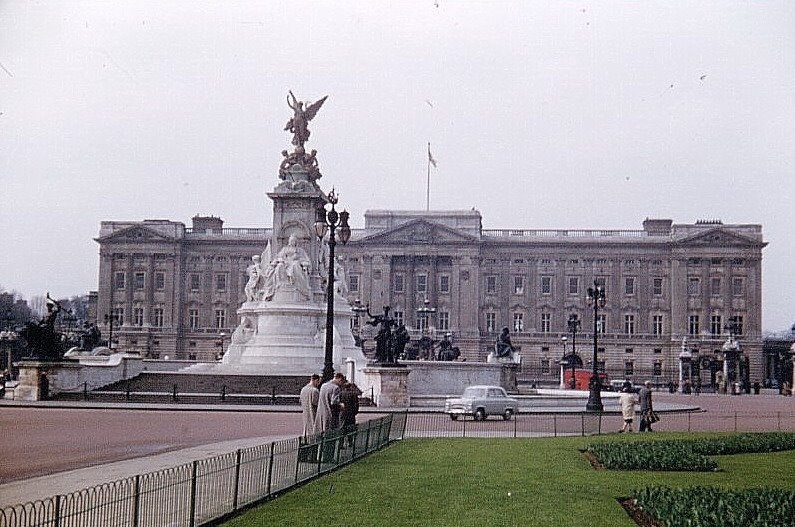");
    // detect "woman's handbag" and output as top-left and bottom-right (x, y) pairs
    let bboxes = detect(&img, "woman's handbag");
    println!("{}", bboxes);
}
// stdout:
(647, 410), (660, 424)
